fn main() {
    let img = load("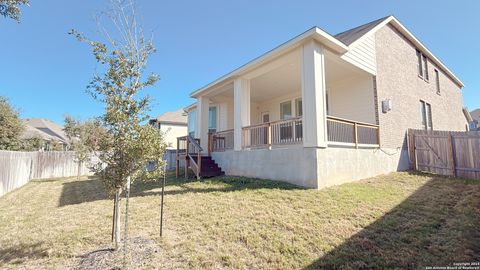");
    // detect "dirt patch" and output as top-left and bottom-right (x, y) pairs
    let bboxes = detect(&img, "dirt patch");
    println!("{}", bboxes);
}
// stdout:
(75, 237), (158, 270)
